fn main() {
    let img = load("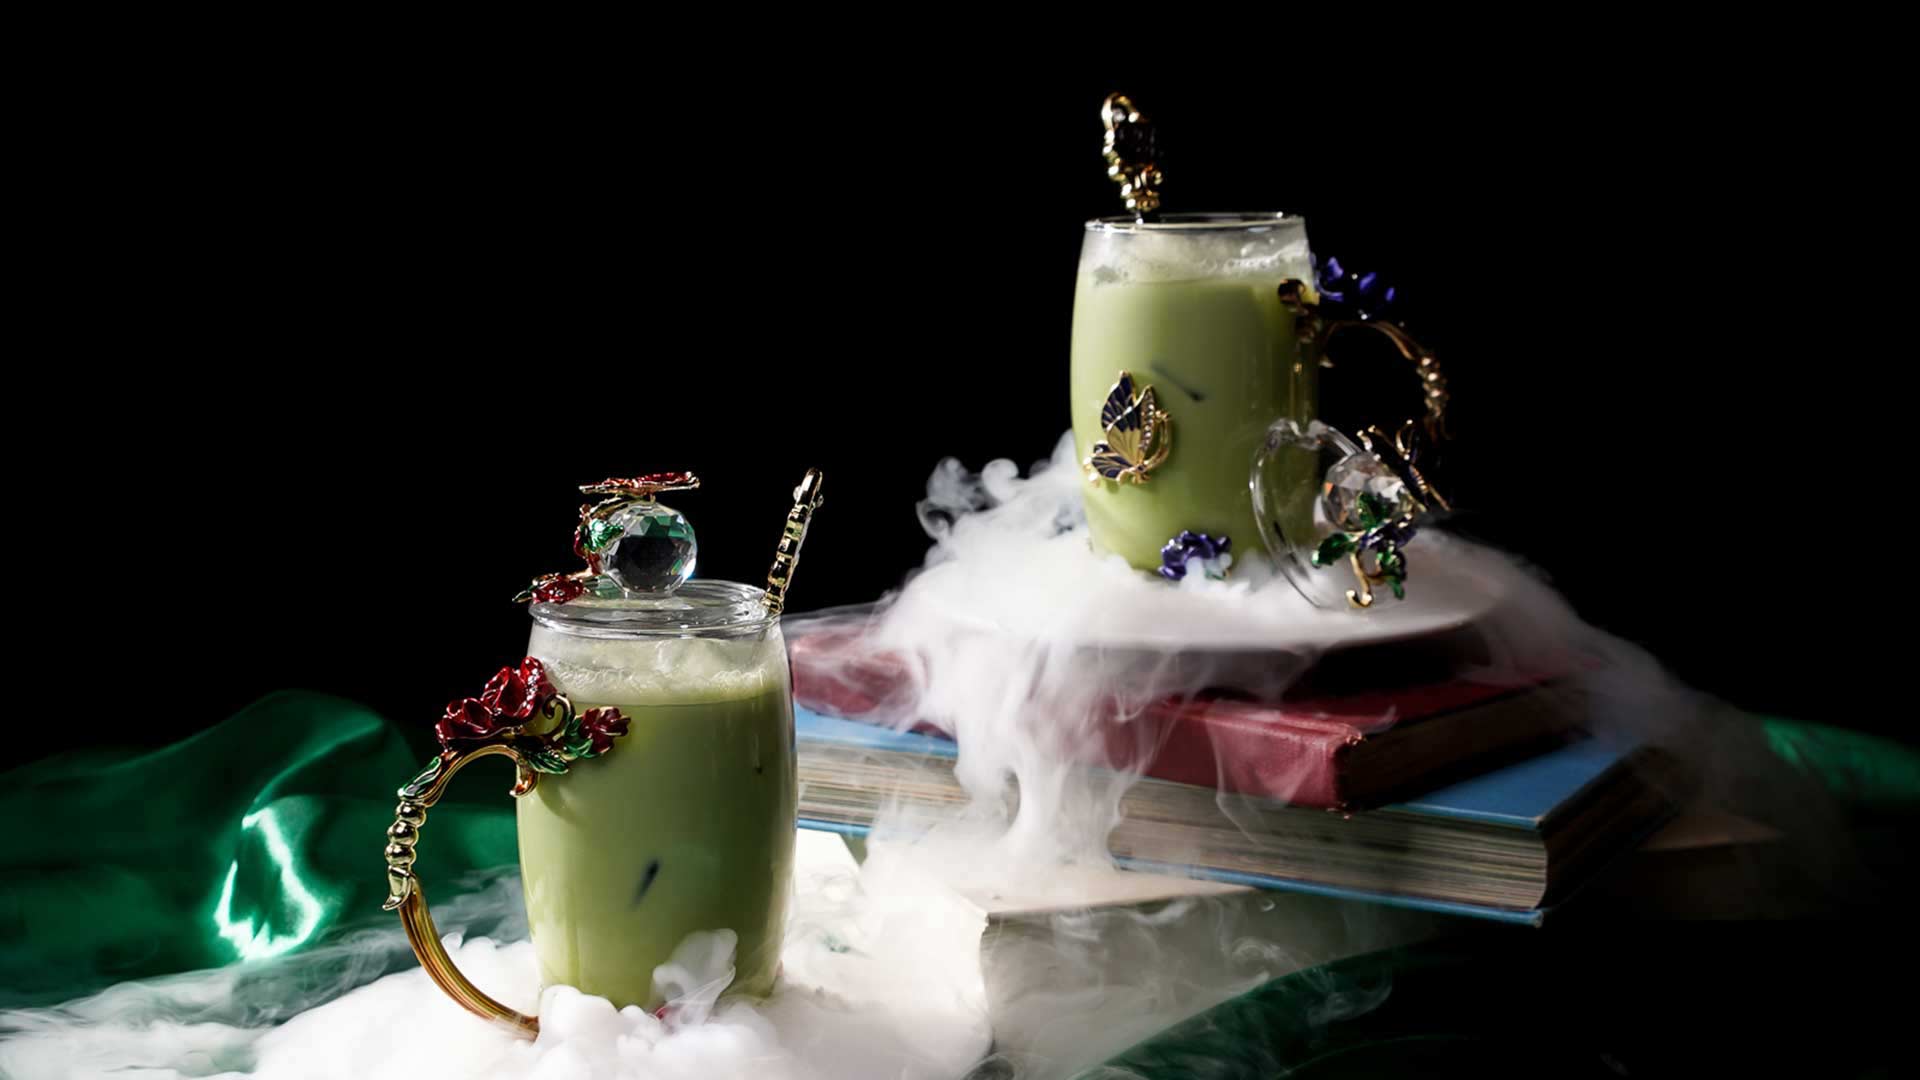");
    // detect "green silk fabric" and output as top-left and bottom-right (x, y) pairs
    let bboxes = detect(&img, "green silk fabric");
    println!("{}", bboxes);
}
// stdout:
(1762, 716), (1920, 812)
(2, 692), (1914, 1071)
(0, 692), (518, 1009)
